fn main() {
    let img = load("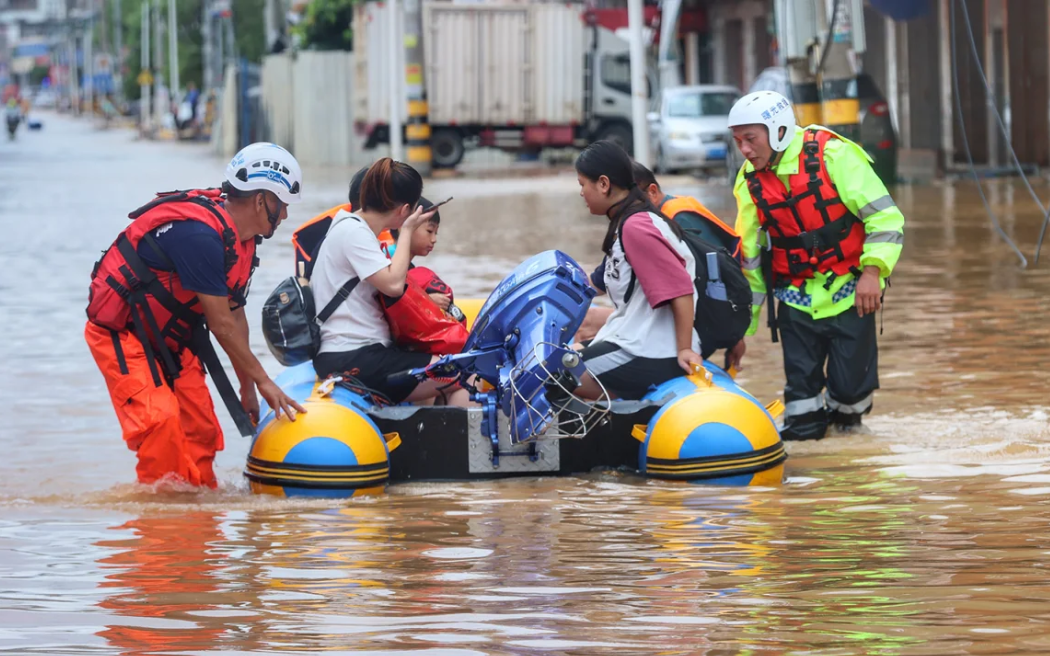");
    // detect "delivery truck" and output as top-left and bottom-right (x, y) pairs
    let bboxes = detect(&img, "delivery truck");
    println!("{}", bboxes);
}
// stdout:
(354, 1), (655, 168)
